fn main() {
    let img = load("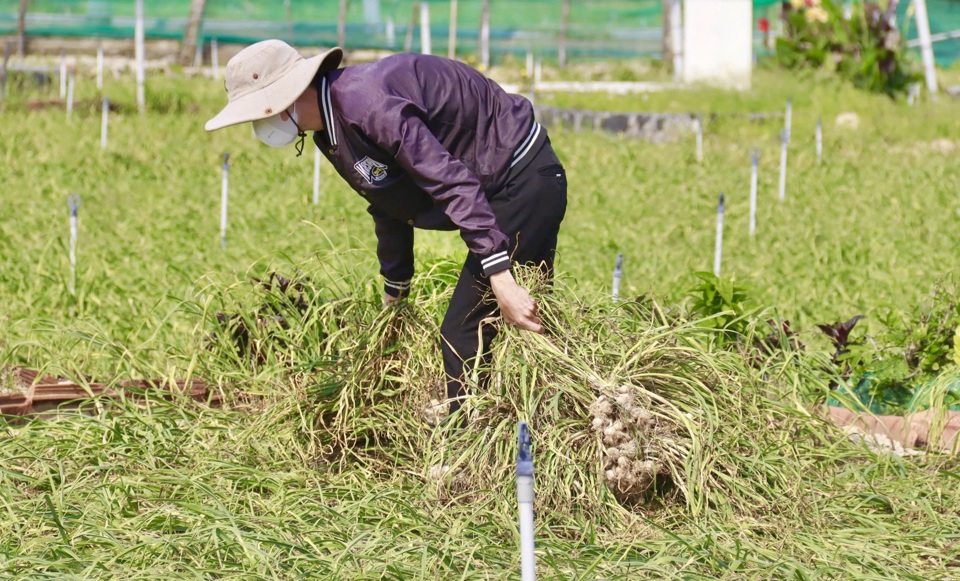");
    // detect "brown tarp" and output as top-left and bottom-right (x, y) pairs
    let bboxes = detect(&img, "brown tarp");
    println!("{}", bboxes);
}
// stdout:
(823, 405), (960, 454)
